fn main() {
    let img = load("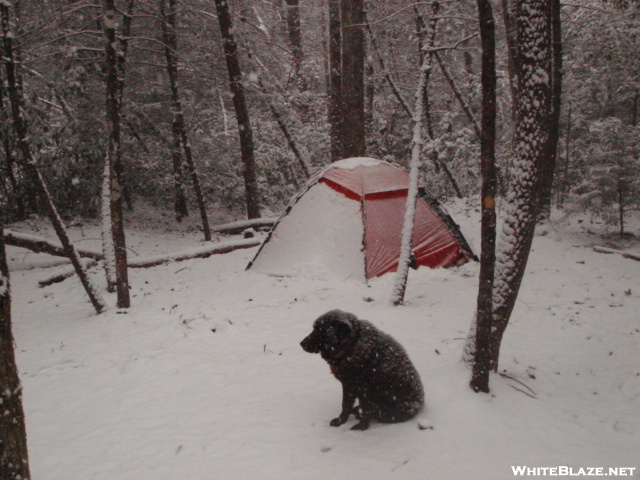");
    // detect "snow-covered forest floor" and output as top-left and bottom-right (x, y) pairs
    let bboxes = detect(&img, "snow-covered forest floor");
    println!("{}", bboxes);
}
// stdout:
(7, 202), (640, 480)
